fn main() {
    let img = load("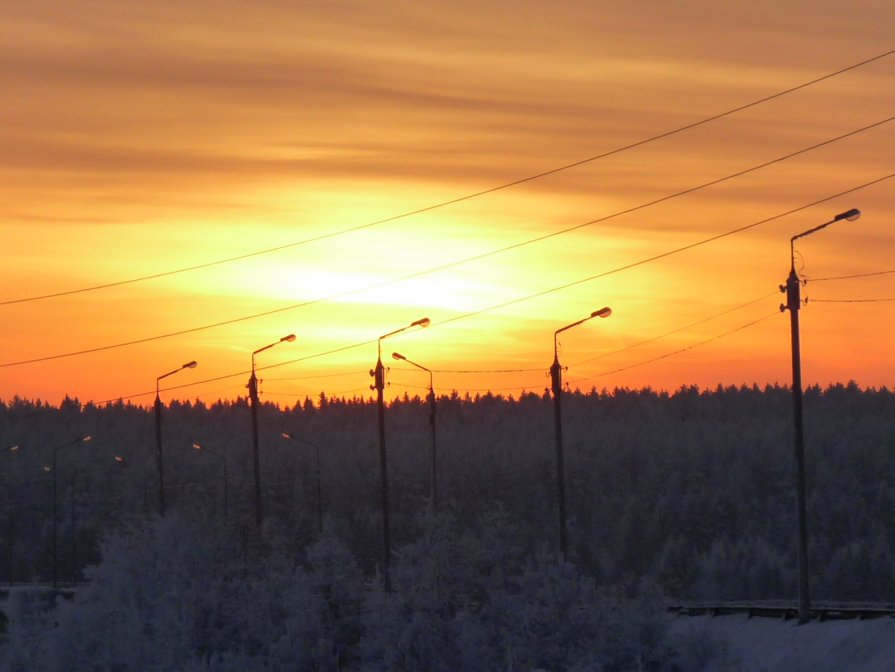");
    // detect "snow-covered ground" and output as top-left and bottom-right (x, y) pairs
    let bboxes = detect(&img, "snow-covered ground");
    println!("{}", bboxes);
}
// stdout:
(670, 613), (895, 671)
